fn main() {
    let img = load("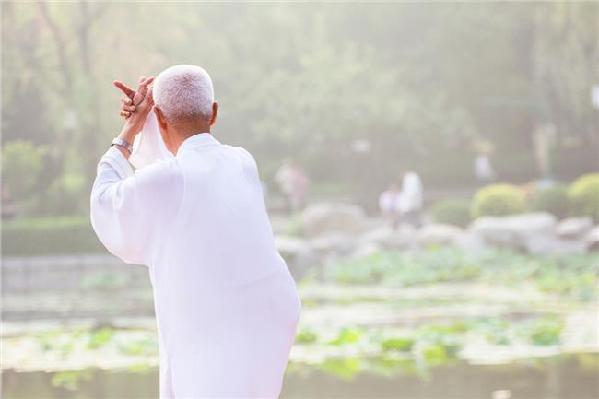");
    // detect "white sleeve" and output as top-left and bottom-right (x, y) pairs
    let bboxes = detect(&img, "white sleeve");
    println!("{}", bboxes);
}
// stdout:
(89, 146), (182, 266)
